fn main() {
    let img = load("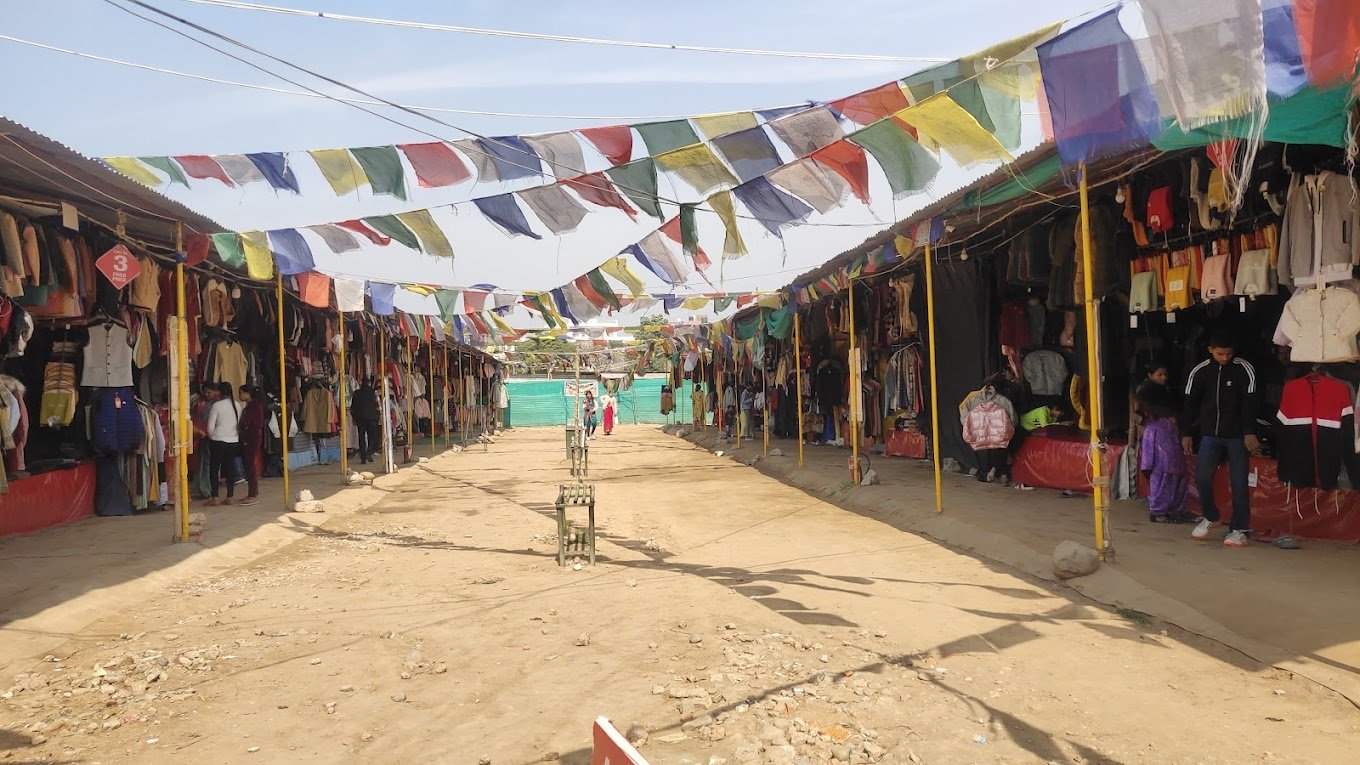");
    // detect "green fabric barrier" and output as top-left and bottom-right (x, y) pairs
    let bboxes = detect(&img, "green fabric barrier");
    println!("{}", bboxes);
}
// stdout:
(1153, 86), (1354, 150)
